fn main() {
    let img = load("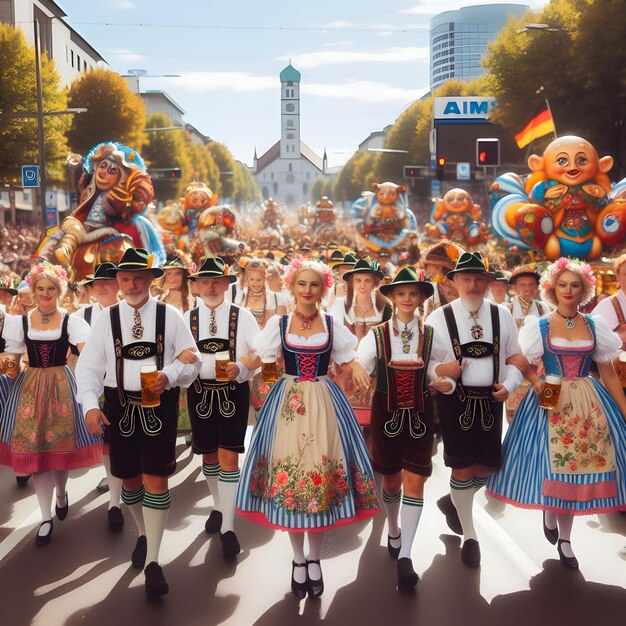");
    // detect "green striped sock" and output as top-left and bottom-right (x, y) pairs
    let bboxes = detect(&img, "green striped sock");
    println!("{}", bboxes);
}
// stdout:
(143, 490), (171, 511)
(203, 462), (220, 478)
(219, 469), (241, 483)
(450, 477), (474, 491)
(401, 495), (424, 507)
(121, 485), (145, 506)
(382, 489), (402, 503)
(472, 475), (488, 490)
